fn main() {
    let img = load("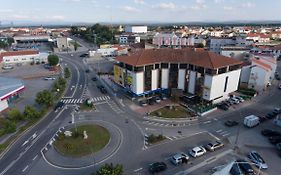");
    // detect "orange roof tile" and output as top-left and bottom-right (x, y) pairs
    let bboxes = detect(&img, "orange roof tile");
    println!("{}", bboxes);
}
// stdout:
(116, 49), (242, 70)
